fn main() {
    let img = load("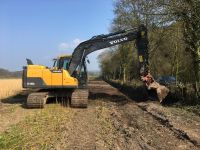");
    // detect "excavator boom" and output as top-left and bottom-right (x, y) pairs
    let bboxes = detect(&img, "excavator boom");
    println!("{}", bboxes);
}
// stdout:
(68, 24), (169, 102)
(69, 25), (148, 77)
